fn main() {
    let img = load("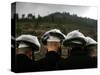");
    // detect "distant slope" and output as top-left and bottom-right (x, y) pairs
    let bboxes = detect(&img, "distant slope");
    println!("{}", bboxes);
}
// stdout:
(15, 12), (97, 40)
